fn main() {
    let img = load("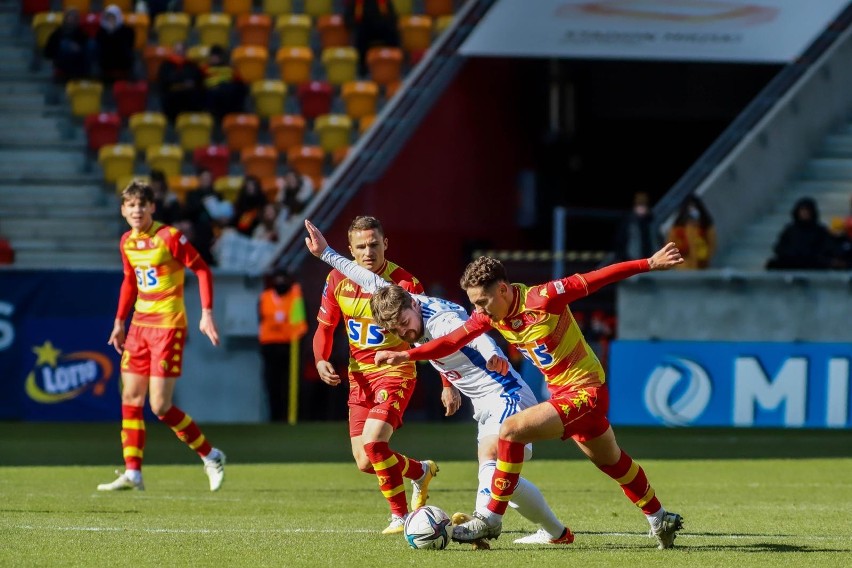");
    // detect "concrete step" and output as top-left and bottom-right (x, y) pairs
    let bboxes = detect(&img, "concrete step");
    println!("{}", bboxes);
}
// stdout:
(11, 249), (121, 269)
(0, 206), (116, 219)
(12, 238), (118, 254)
(0, 148), (86, 176)
(0, 81), (51, 95)
(0, 183), (109, 206)
(1, 216), (122, 240)
(802, 158), (852, 180)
